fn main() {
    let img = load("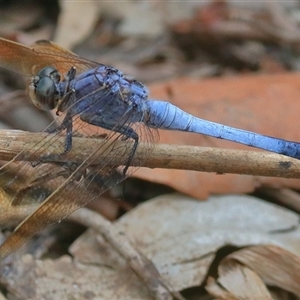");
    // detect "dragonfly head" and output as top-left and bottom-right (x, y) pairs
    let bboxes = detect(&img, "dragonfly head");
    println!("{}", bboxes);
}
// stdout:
(28, 66), (61, 111)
